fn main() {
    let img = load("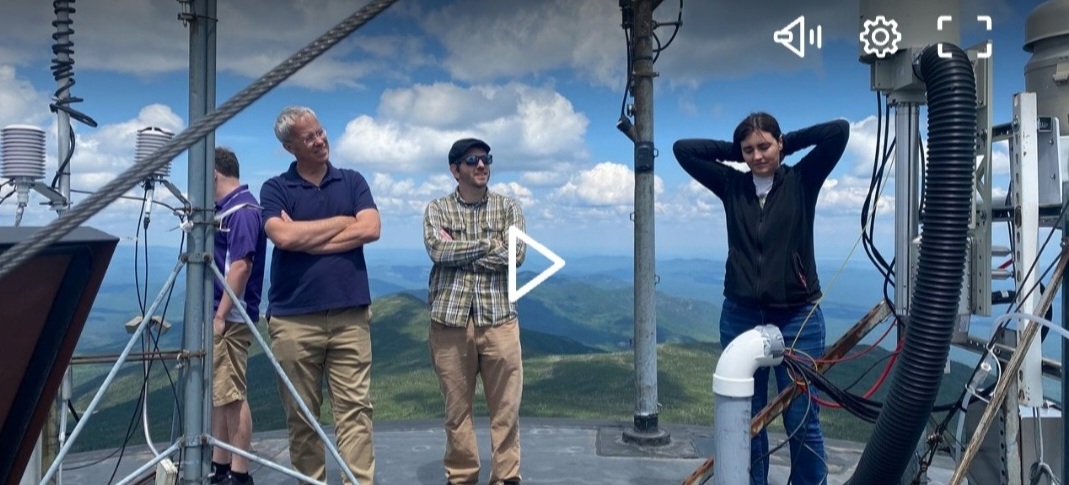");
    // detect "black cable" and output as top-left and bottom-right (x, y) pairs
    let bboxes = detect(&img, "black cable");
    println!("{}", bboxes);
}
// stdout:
(860, 94), (894, 280)
(140, 225), (186, 467)
(1006, 200), (1069, 316)
(860, 93), (898, 320)
(784, 354), (966, 423)
(134, 195), (148, 314)
(48, 0), (98, 198)
(107, 211), (156, 483)
(652, 31), (663, 64)
(841, 349), (898, 393)
(49, 0), (97, 128)
(791, 358), (882, 422)
(0, 188), (16, 206)
(868, 136), (896, 276)
(142, 213), (150, 314)
(108, 232), (186, 483)
(66, 399), (80, 423)
(150, 235), (185, 430)
(872, 107), (896, 278)
(618, 2), (634, 122)
(652, 0), (683, 54)
(106, 341), (153, 485)
(50, 128), (76, 190)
